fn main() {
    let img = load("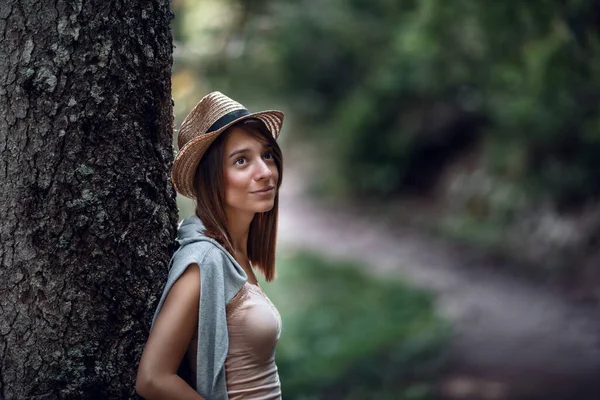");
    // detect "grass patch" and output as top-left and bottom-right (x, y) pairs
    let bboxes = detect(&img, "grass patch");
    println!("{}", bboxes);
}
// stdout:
(435, 215), (508, 251)
(261, 252), (451, 400)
